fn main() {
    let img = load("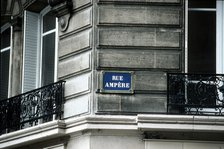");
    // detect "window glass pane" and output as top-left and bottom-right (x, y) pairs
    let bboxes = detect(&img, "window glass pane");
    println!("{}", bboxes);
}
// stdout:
(1, 28), (10, 49)
(188, 11), (216, 73)
(43, 12), (56, 33)
(188, 0), (216, 8)
(0, 50), (10, 99)
(41, 33), (55, 86)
